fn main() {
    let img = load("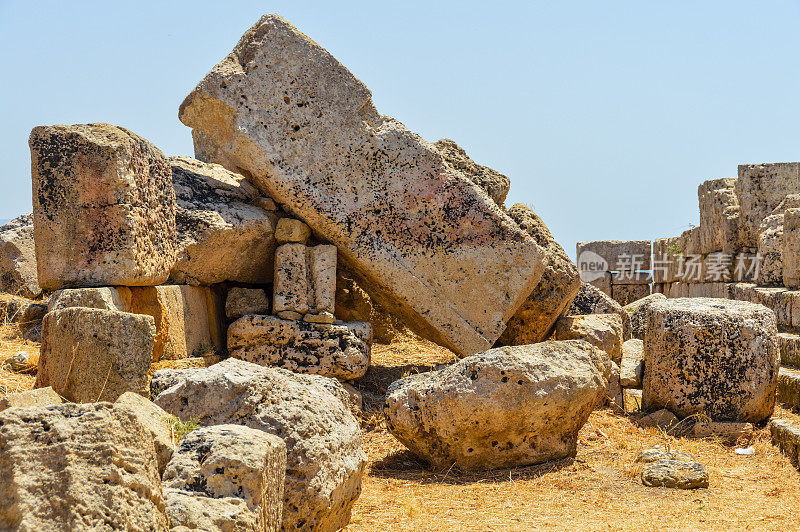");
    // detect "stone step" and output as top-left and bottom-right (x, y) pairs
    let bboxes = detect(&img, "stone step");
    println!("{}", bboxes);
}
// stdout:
(769, 418), (800, 469)
(779, 333), (800, 367)
(777, 366), (800, 408)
